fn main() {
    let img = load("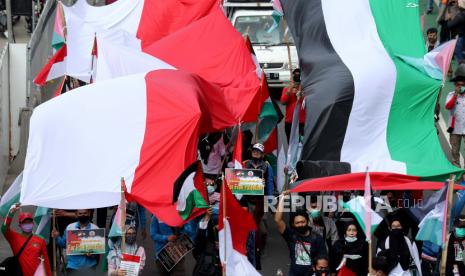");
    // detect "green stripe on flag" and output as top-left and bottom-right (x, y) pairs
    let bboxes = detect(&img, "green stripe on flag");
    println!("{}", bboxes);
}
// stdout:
(0, 193), (20, 218)
(258, 99), (279, 143)
(179, 190), (209, 220)
(343, 197), (381, 237)
(369, 0), (463, 180)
